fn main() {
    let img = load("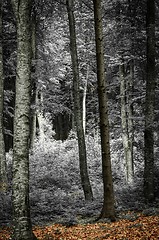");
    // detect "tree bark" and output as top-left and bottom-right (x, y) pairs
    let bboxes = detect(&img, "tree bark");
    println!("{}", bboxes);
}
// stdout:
(0, 0), (8, 192)
(11, 0), (37, 239)
(144, 0), (155, 202)
(66, 0), (93, 201)
(93, 0), (115, 220)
